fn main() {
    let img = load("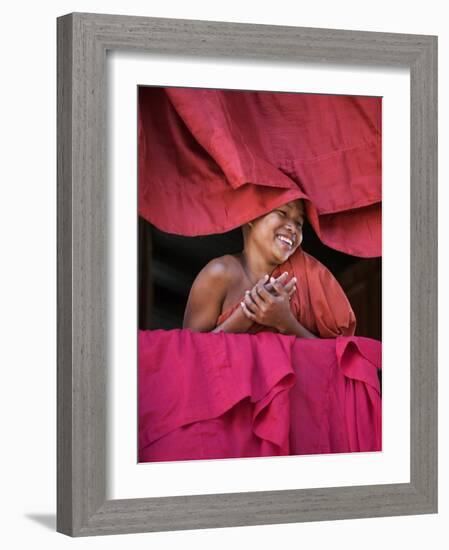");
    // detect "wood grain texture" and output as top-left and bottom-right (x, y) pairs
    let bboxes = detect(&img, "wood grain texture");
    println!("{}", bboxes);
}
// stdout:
(57, 12), (438, 536)
(410, 35), (438, 509)
(57, 13), (74, 536)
